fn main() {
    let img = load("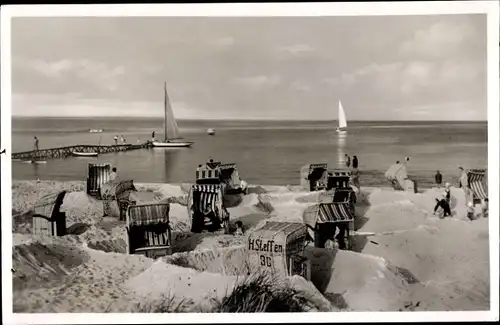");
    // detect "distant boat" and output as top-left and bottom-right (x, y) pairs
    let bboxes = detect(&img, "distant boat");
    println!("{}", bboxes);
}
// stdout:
(207, 128), (215, 136)
(335, 100), (348, 134)
(72, 151), (98, 157)
(89, 129), (103, 133)
(22, 160), (47, 164)
(152, 82), (194, 148)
